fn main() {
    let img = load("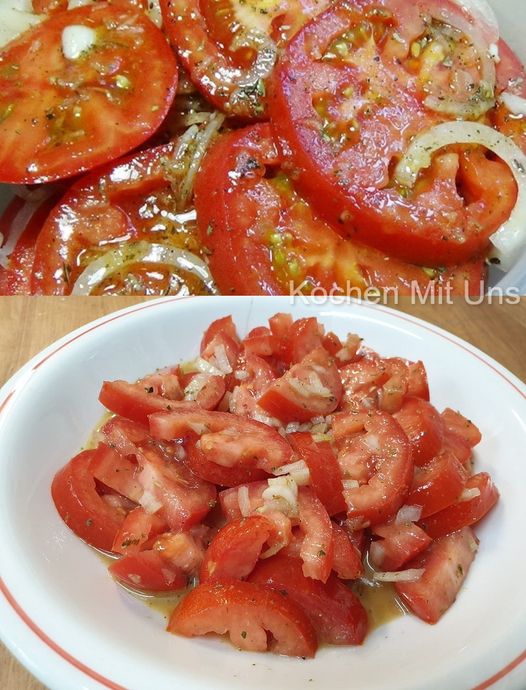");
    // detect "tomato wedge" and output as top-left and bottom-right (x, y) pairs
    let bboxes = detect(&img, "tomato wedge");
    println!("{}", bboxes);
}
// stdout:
(195, 123), (485, 296)
(0, 4), (177, 184)
(269, 0), (517, 265)
(90, 442), (142, 503)
(406, 449), (468, 519)
(249, 554), (368, 645)
(51, 449), (127, 551)
(111, 506), (168, 556)
(331, 523), (364, 580)
(395, 527), (479, 624)
(168, 579), (318, 657)
(394, 398), (444, 467)
(441, 408), (482, 448)
(421, 472), (499, 539)
(369, 521), (432, 571)
(109, 550), (187, 593)
(297, 487), (334, 582)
